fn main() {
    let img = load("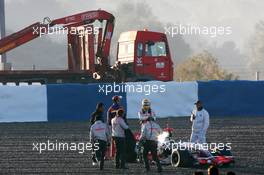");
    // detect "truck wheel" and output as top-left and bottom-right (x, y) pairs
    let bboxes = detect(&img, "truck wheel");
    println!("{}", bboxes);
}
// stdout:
(171, 149), (193, 167)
